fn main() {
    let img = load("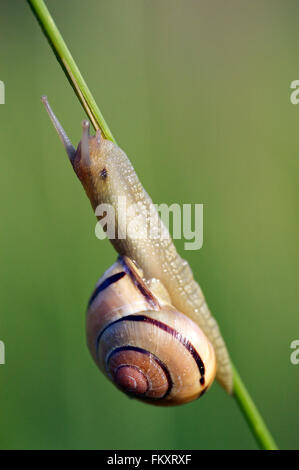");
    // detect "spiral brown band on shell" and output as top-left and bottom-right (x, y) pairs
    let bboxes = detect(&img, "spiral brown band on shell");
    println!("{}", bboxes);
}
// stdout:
(96, 314), (206, 400)
(106, 345), (173, 399)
